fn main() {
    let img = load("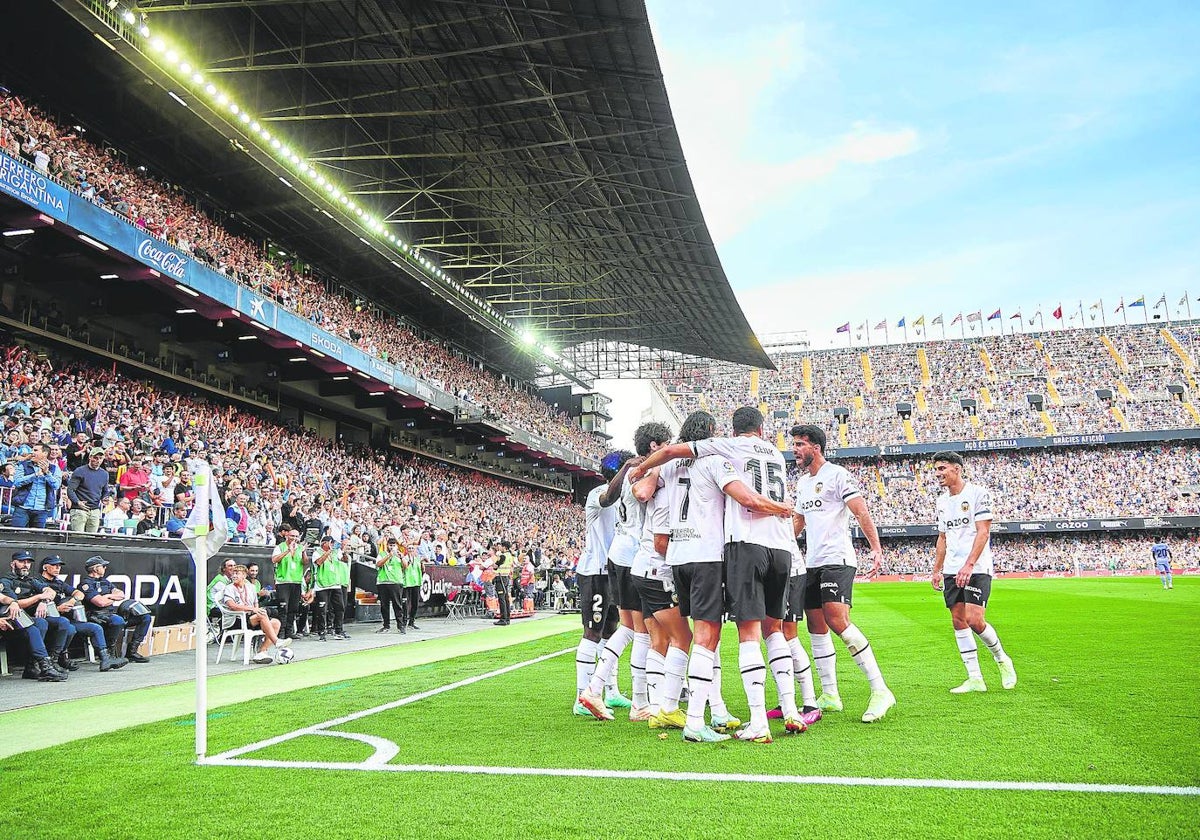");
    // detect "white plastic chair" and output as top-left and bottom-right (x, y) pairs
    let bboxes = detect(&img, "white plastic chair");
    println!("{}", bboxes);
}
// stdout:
(215, 612), (264, 665)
